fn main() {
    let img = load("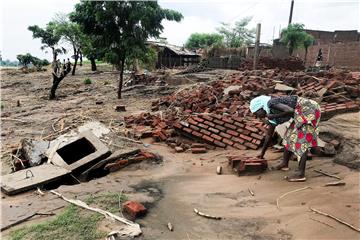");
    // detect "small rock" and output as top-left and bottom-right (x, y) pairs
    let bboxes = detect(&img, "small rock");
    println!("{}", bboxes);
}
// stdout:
(216, 166), (222, 175)
(175, 146), (184, 153)
(95, 101), (103, 105)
